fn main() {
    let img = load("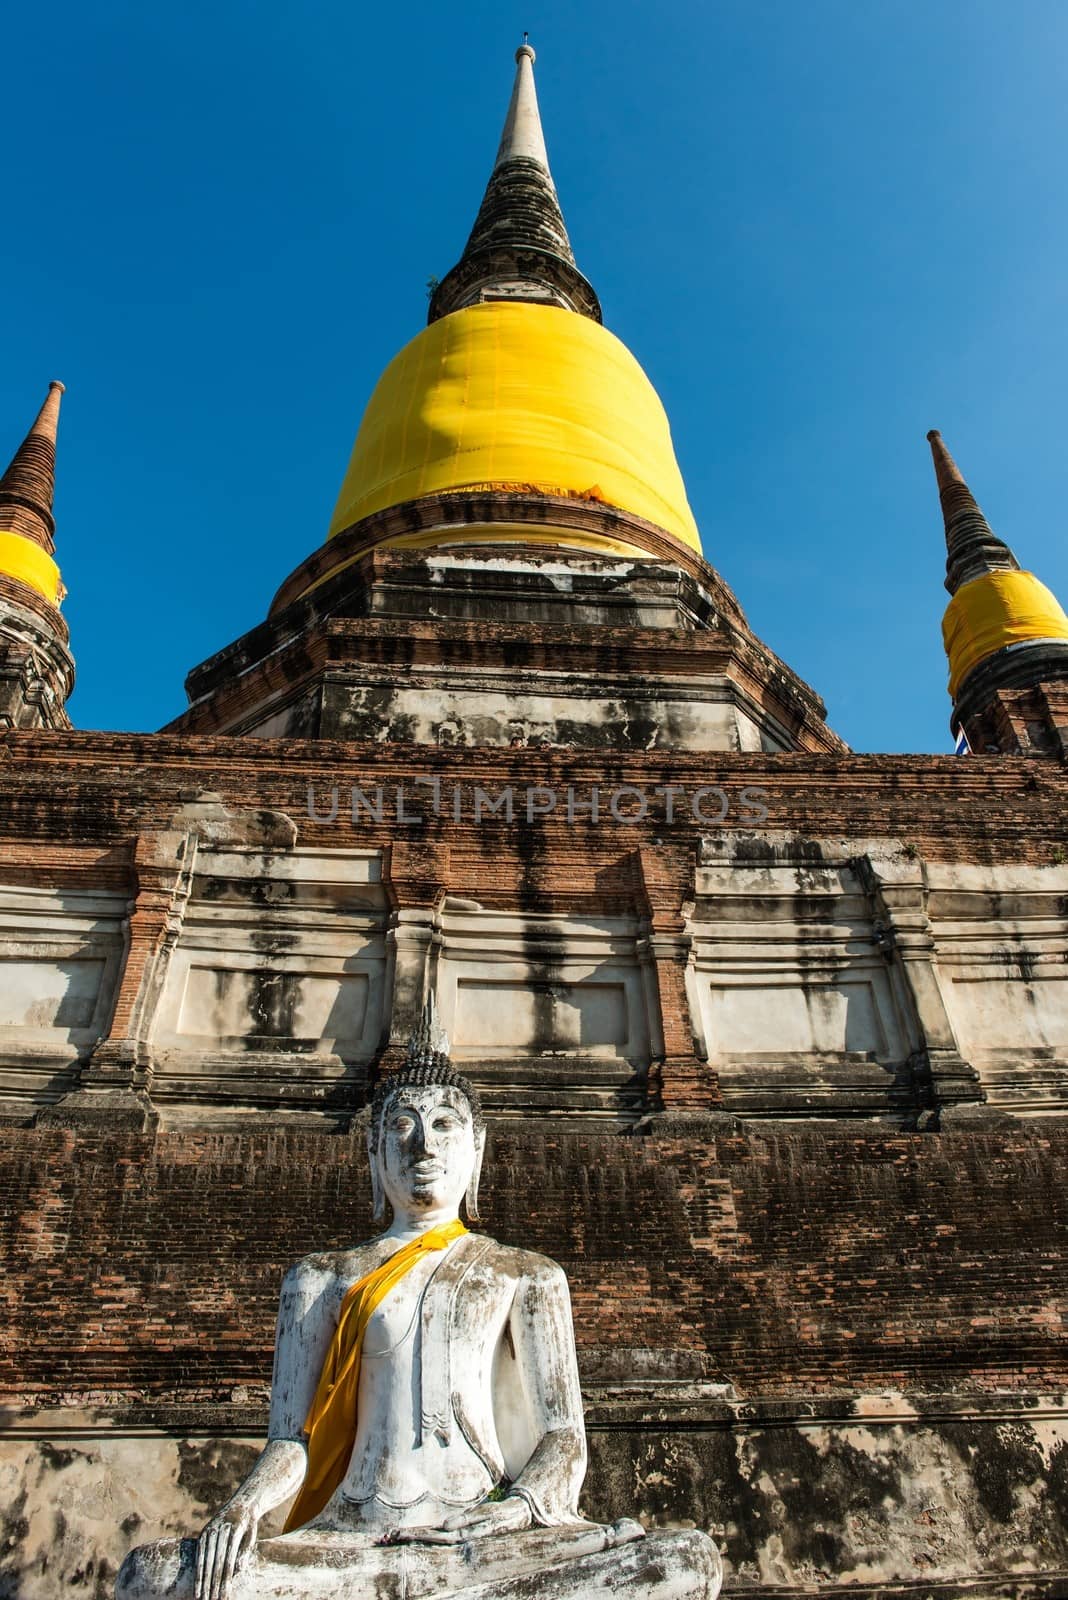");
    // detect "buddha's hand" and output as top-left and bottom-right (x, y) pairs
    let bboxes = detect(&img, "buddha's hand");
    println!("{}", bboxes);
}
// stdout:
(195, 1500), (260, 1600)
(388, 1494), (533, 1545)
